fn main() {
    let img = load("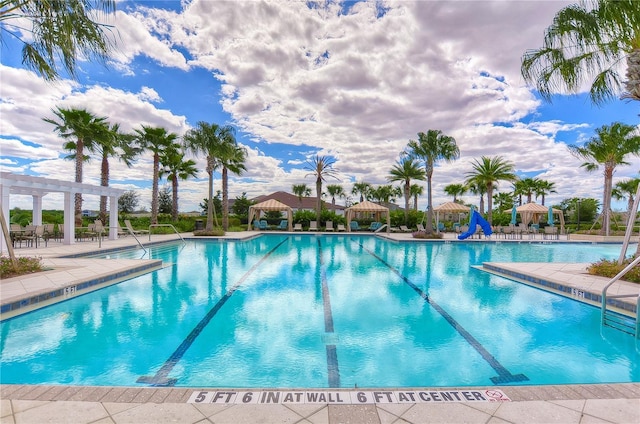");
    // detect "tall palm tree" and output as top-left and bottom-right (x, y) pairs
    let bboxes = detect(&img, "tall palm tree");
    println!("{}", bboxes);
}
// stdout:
(292, 184), (312, 209)
(326, 184), (345, 211)
(159, 145), (198, 222)
(410, 184), (424, 210)
(388, 158), (426, 224)
(94, 123), (137, 223)
(535, 179), (557, 205)
(568, 122), (640, 235)
(370, 185), (402, 204)
(612, 177), (640, 225)
(133, 125), (179, 225)
(522, 0), (640, 104)
(218, 131), (247, 231)
(183, 122), (233, 231)
(304, 155), (339, 222)
(44, 107), (109, 225)
(443, 183), (467, 202)
(405, 130), (459, 233)
(352, 181), (372, 203)
(465, 156), (517, 224)
(0, 0), (116, 81)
